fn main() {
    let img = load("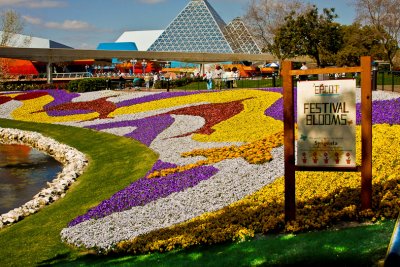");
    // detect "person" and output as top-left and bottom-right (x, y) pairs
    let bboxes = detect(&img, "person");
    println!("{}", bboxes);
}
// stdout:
(224, 68), (234, 89)
(153, 72), (159, 88)
(144, 73), (151, 90)
(299, 62), (308, 81)
(213, 65), (223, 90)
(204, 70), (213, 90)
(118, 75), (125, 90)
(106, 78), (111, 90)
(232, 67), (239, 88)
